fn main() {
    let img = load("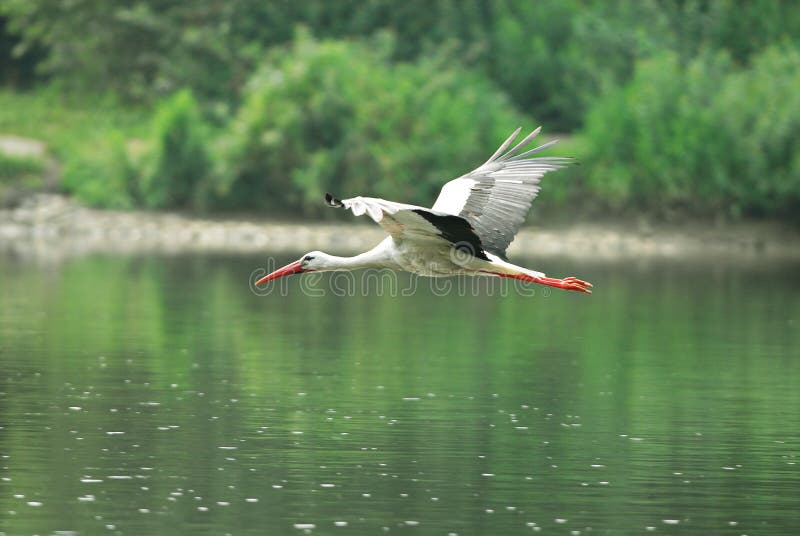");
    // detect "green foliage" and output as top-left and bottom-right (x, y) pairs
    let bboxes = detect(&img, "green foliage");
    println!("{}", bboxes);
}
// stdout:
(138, 89), (212, 209)
(1, 2), (800, 221)
(0, 1), (262, 104)
(218, 31), (526, 215)
(0, 89), (149, 208)
(3, 0), (800, 133)
(658, 0), (800, 65)
(581, 44), (800, 218)
(0, 152), (45, 205)
(712, 44), (800, 217)
(59, 149), (129, 208)
(488, 1), (667, 131)
(0, 15), (40, 87)
(0, 151), (42, 179)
